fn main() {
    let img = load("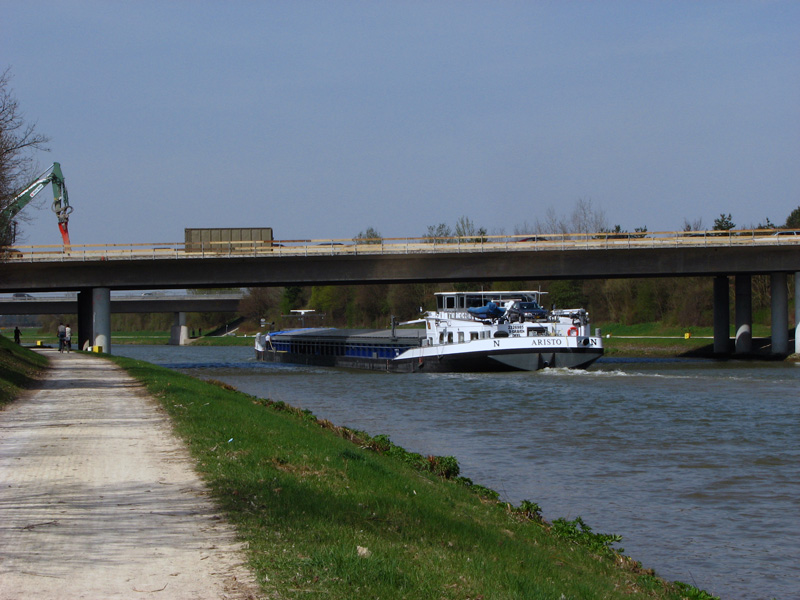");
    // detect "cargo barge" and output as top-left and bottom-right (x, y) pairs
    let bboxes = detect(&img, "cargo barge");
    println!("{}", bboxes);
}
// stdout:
(260, 290), (603, 373)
